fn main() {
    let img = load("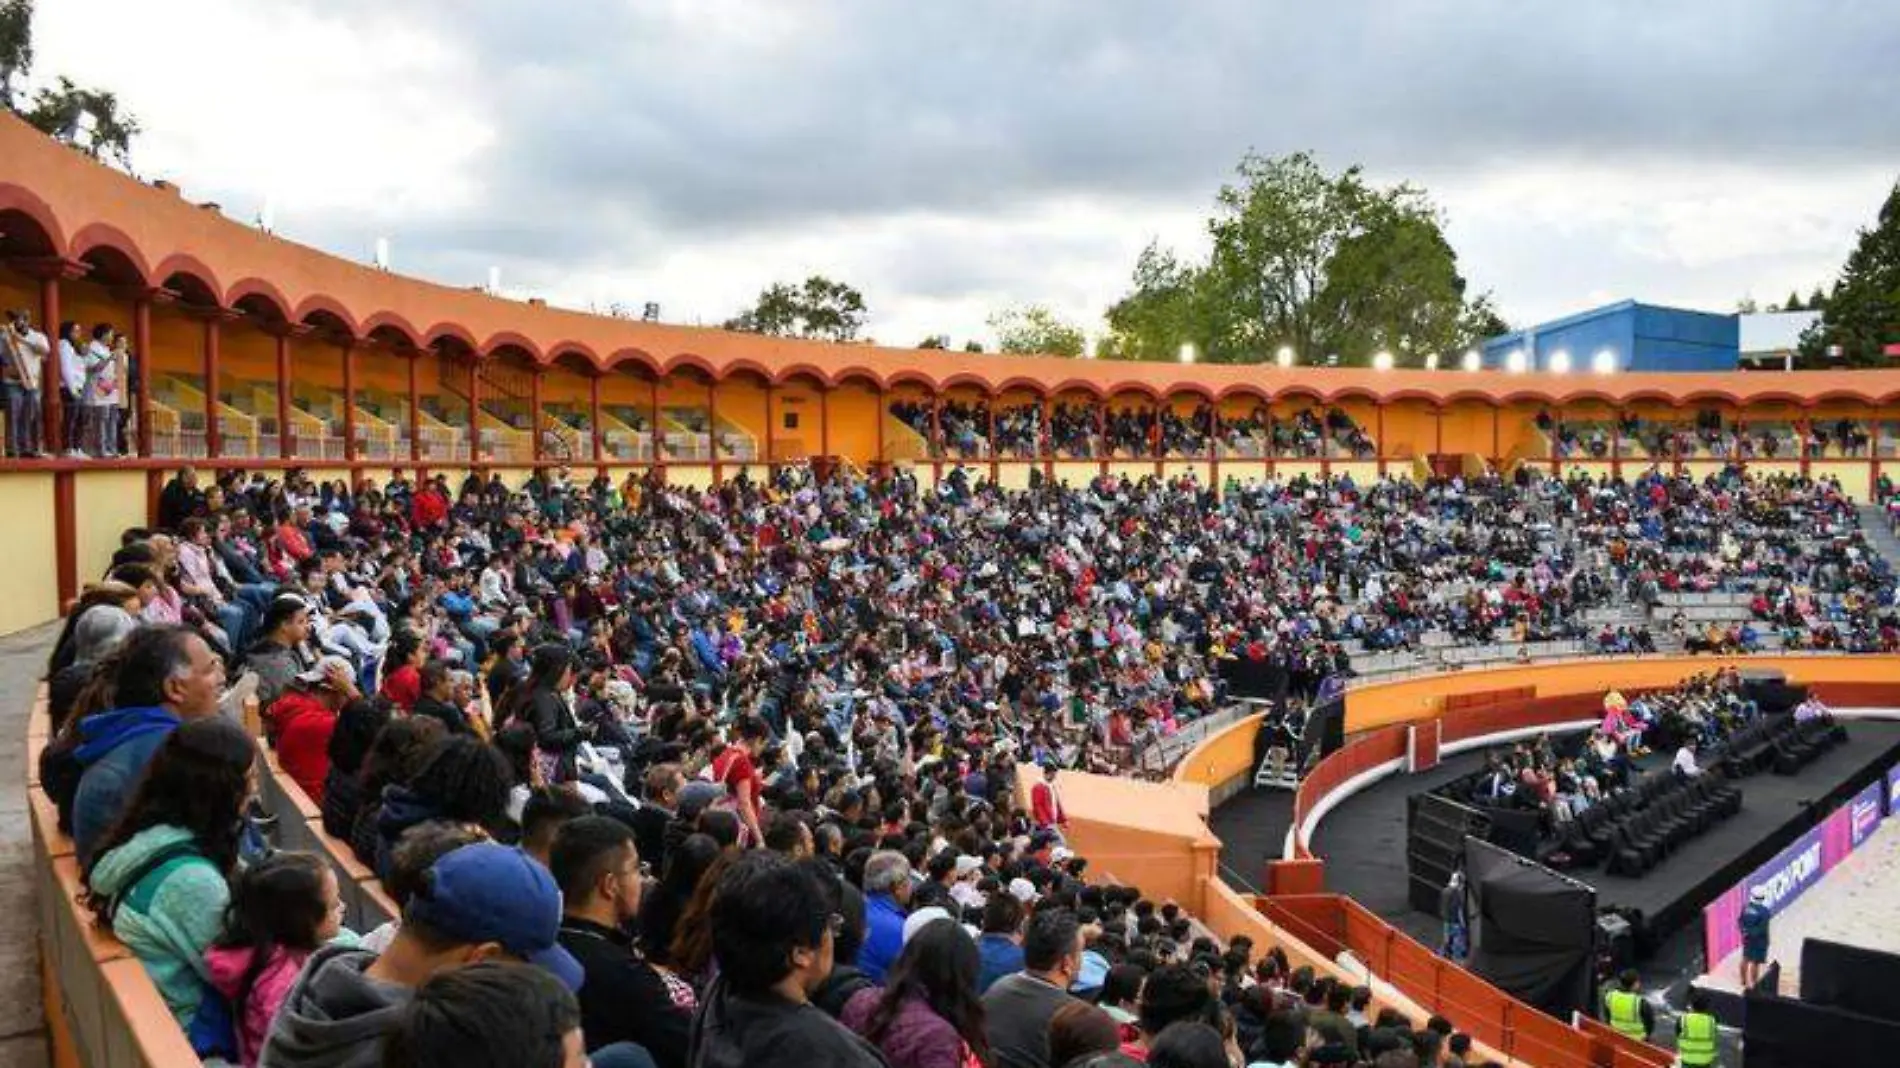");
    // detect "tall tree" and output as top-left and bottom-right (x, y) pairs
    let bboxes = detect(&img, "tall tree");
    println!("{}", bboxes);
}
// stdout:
(723, 275), (867, 342)
(0, 0), (31, 107)
(1783, 291), (1804, 312)
(1800, 180), (1900, 366)
(917, 334), (949, 350)
(989, 304), (1086, 357)
(1104, 151), (1498, 365)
